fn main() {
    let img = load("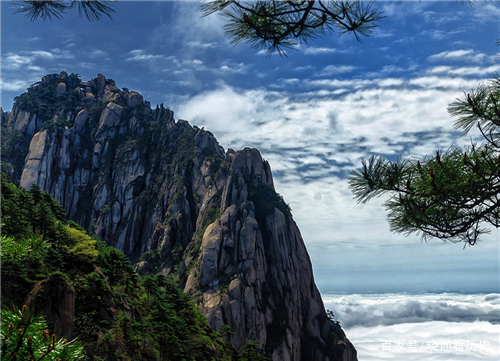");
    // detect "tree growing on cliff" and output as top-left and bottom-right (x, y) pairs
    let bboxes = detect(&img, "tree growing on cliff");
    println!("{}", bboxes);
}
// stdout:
(348, 74), (500, 246)
(238, 341), (271, 361)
